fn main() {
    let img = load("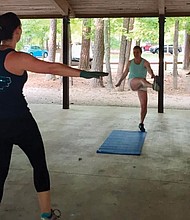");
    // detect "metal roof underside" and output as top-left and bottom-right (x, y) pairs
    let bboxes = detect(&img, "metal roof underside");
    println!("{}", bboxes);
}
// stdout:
(1, 0), (190, 18)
